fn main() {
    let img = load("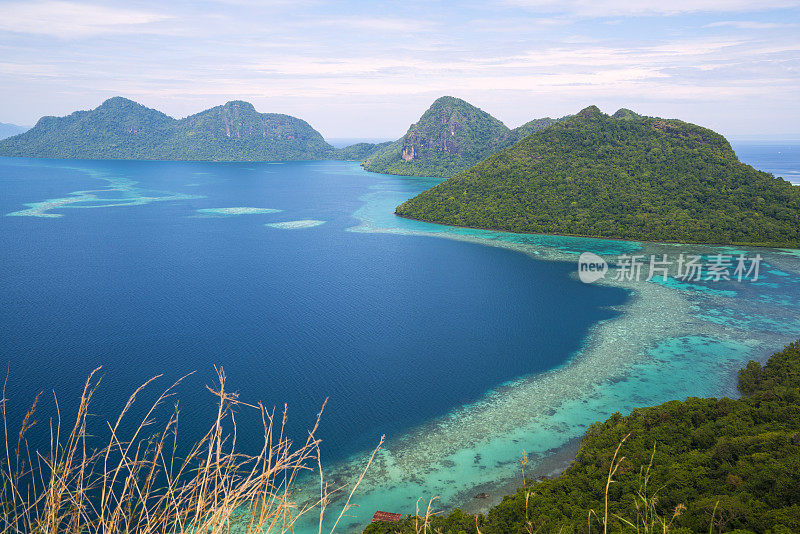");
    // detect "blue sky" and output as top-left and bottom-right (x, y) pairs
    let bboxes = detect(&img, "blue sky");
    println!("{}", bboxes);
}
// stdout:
(0, 0), (798, 138)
